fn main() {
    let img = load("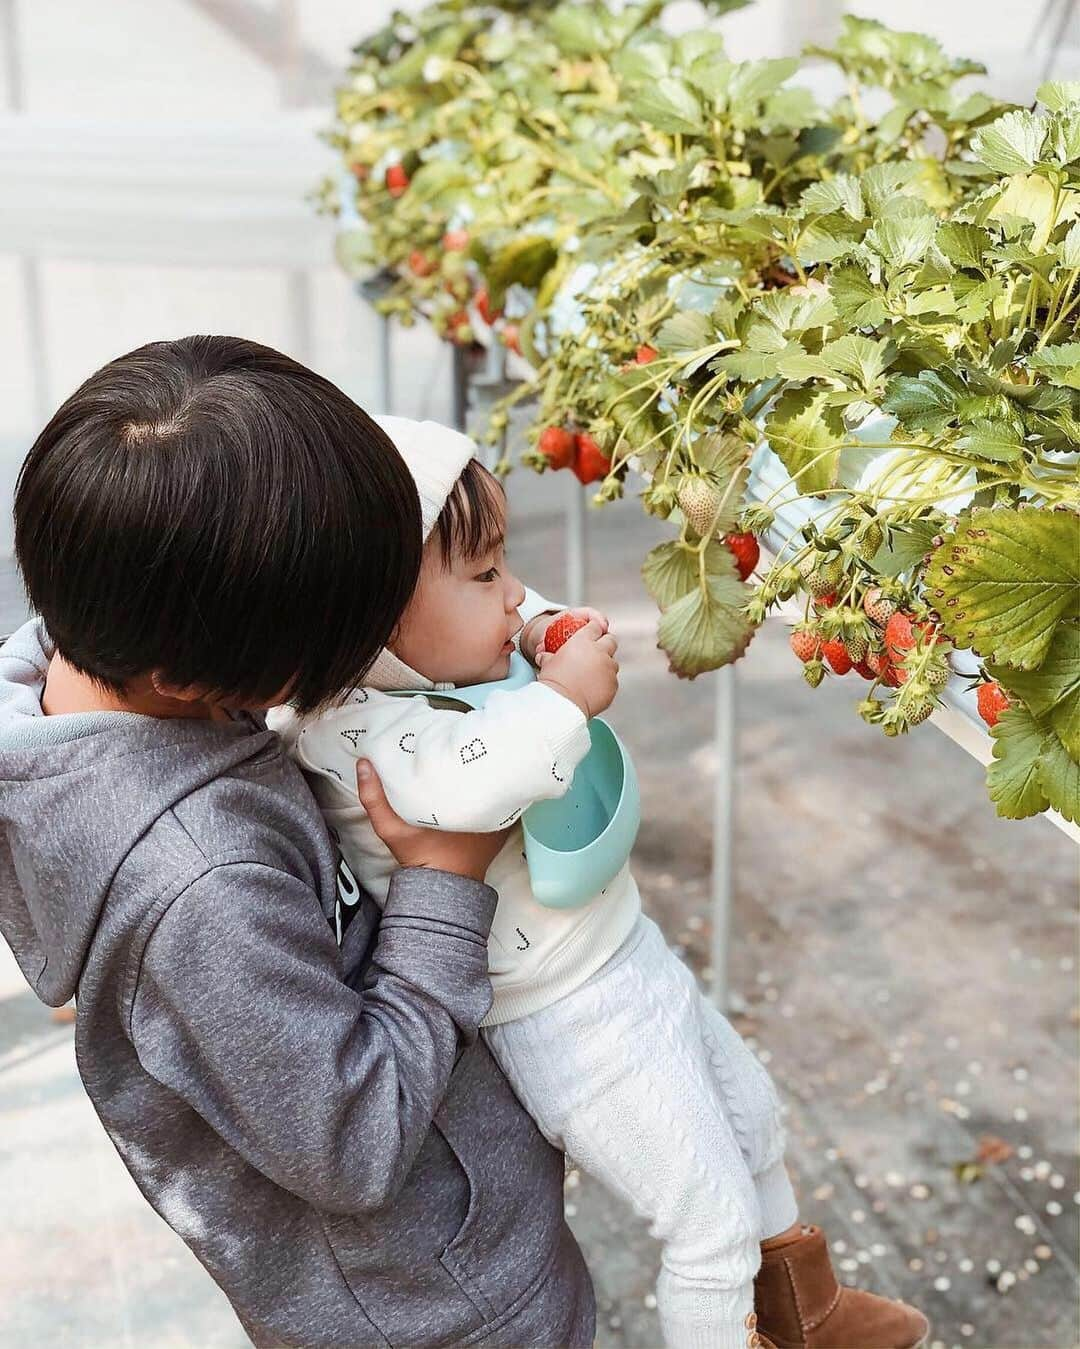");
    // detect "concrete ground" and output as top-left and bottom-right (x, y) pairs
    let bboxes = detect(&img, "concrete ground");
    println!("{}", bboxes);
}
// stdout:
(0, 492), (1077, 1349)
